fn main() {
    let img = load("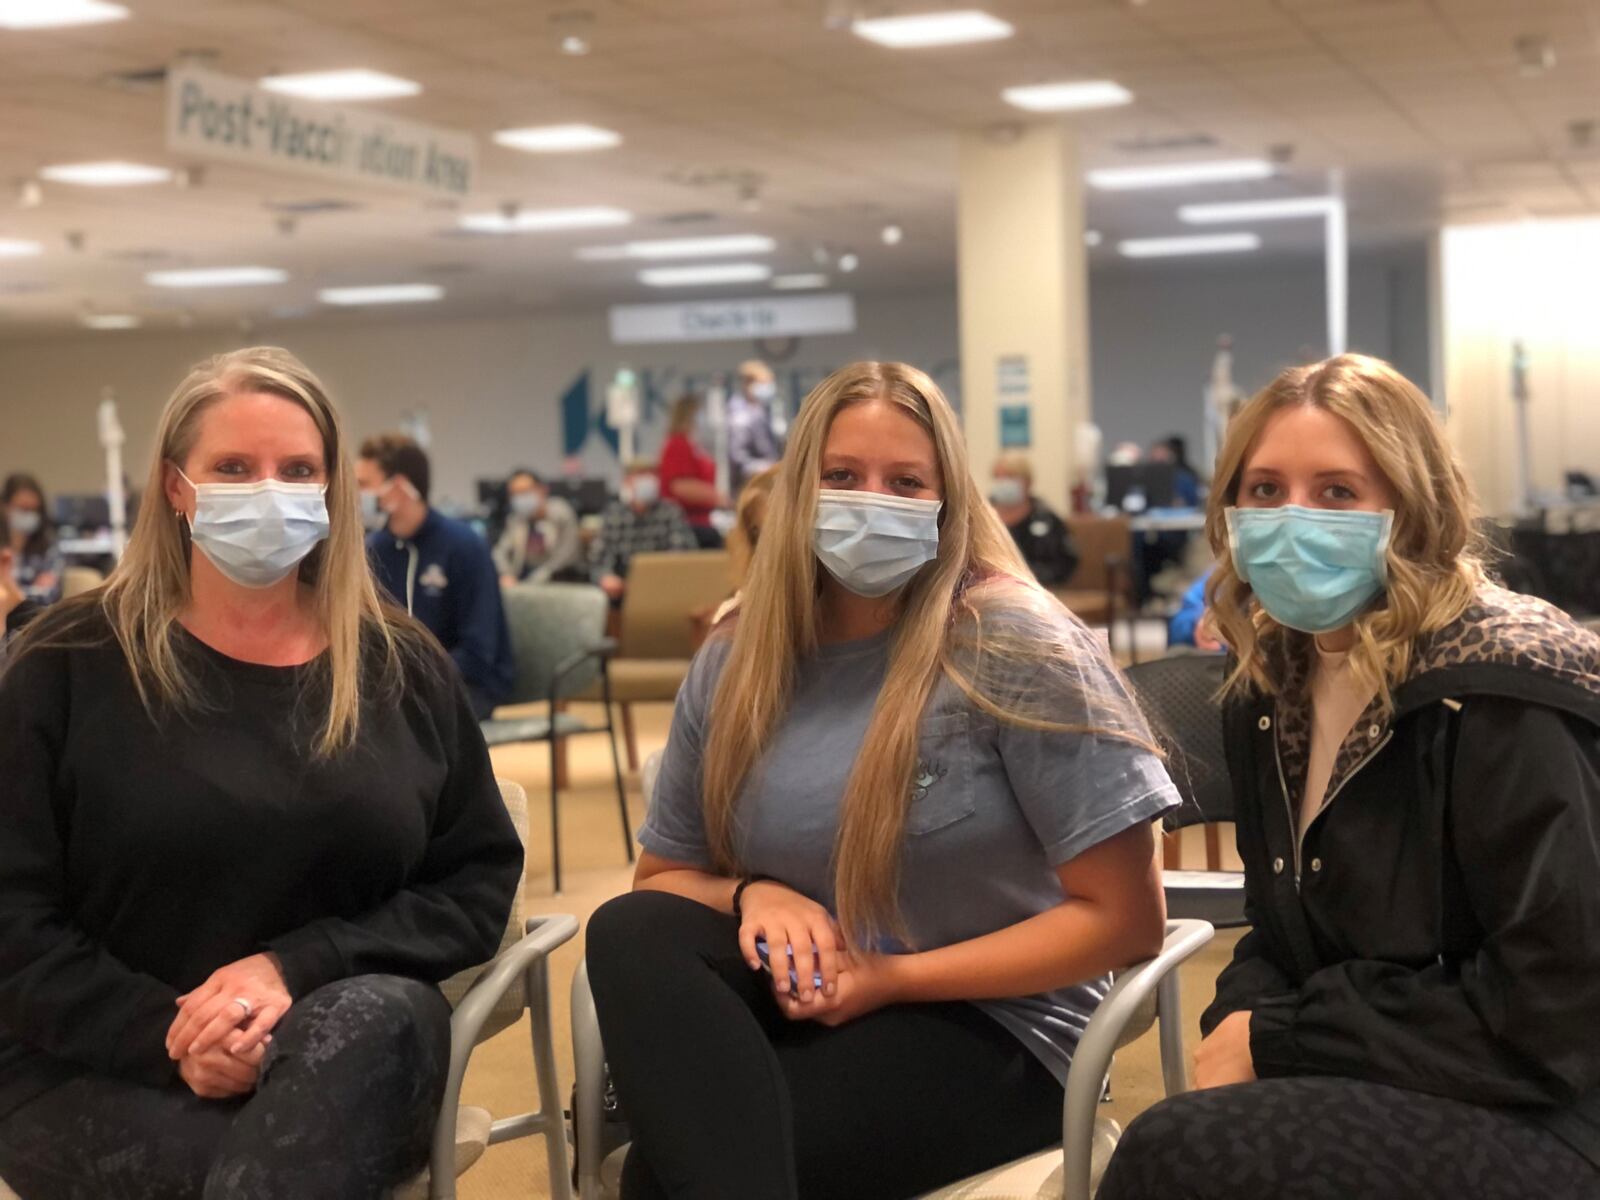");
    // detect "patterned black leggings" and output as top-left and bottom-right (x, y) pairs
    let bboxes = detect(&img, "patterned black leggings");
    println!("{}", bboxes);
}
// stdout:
(0, 974), (450, 1200)
(1098, 1075), (1598, 1200)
